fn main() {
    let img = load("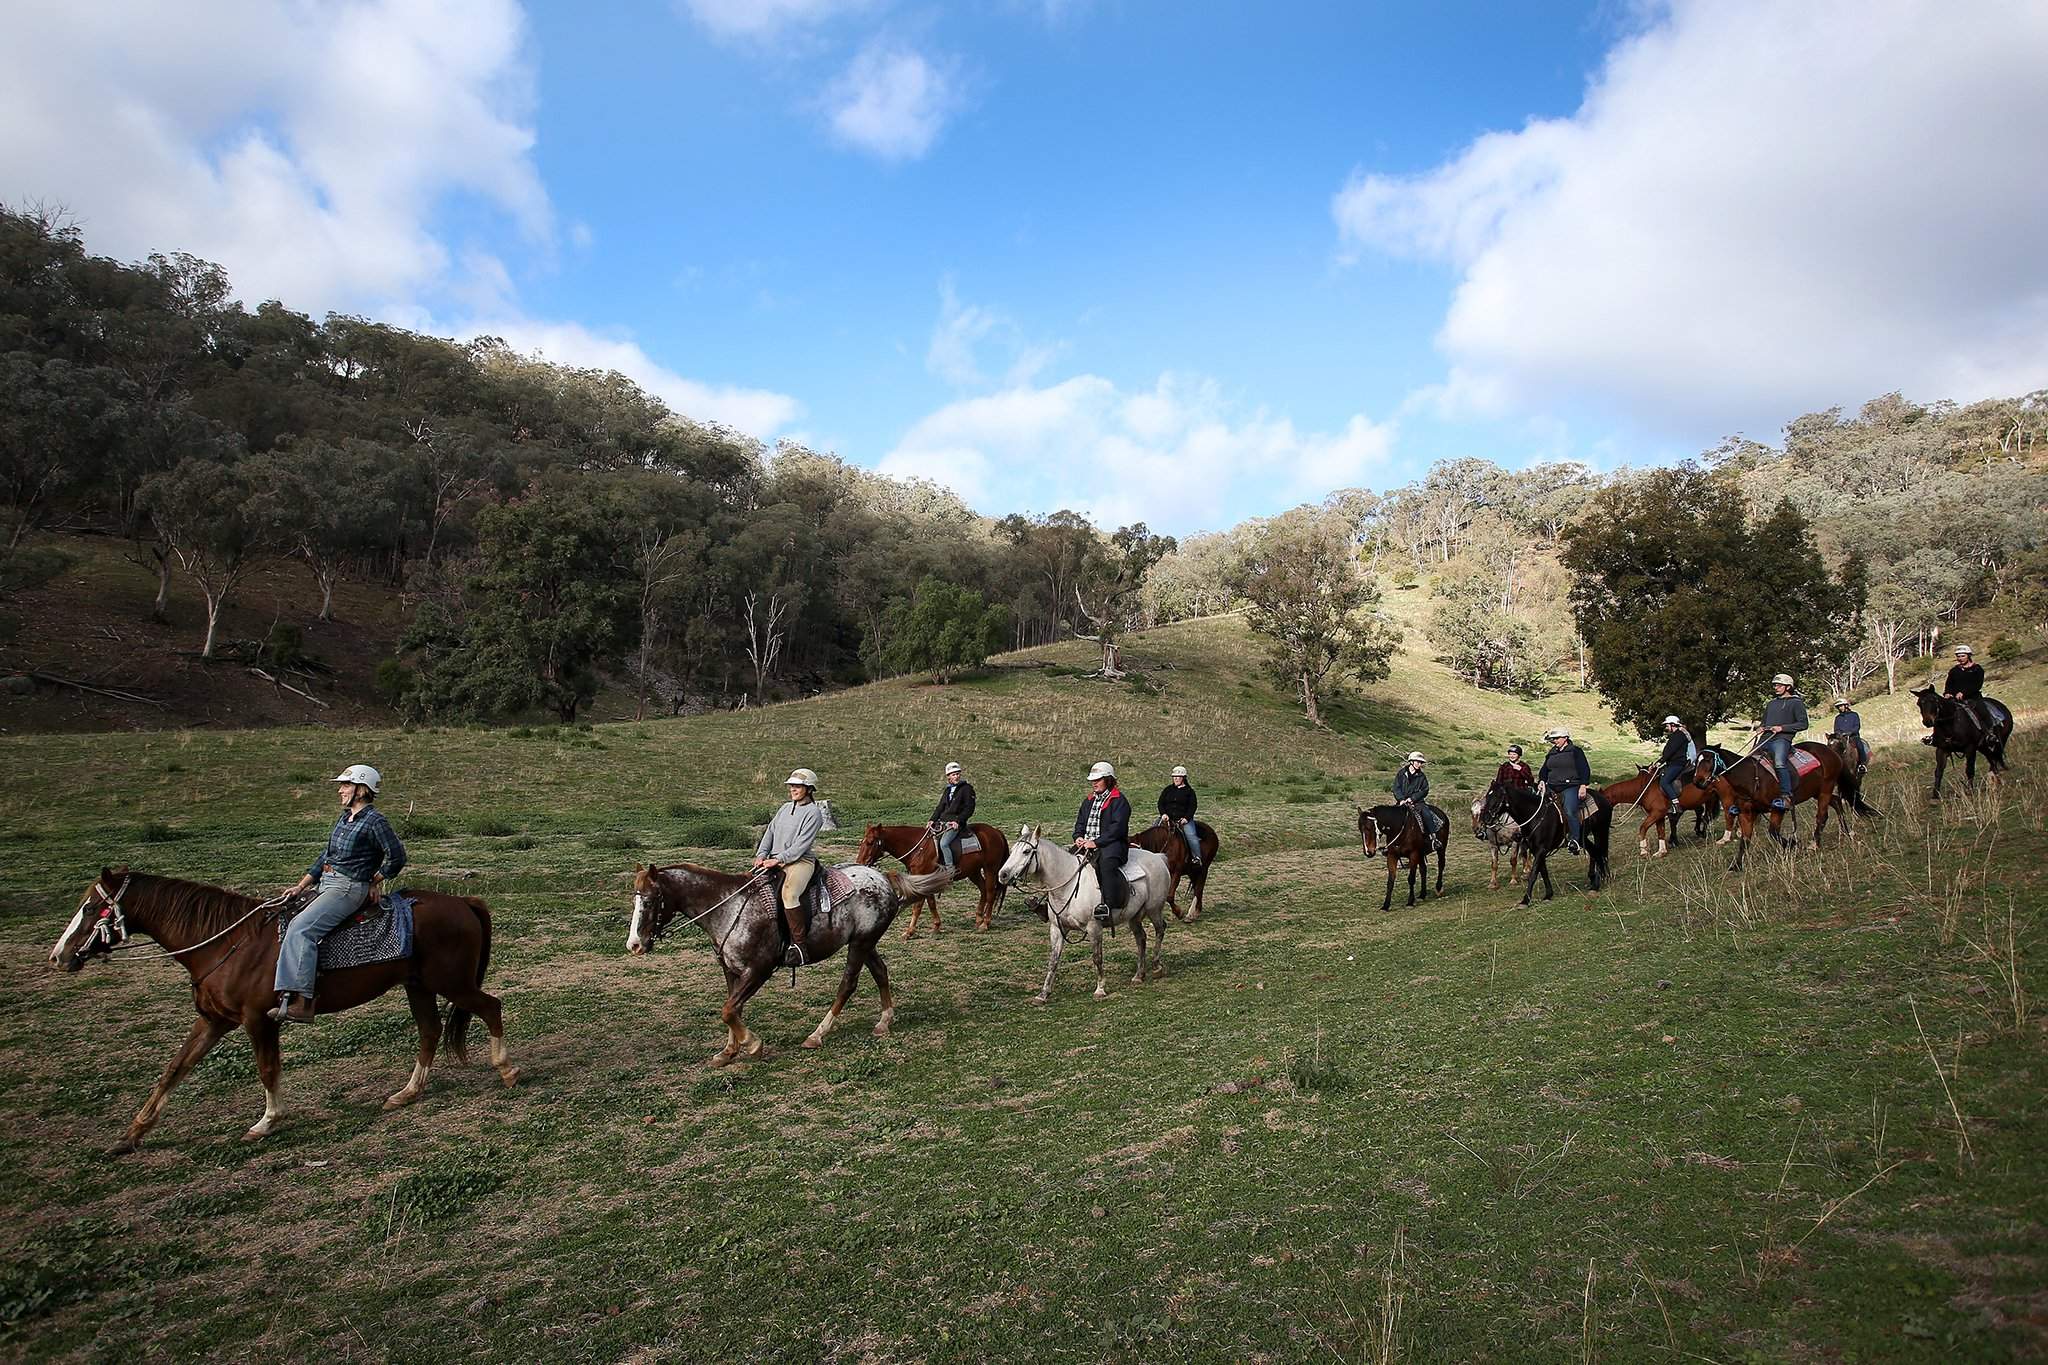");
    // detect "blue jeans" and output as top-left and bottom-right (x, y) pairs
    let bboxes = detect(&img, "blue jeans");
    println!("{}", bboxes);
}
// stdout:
(1658, 762), (1687, 801)
(1550, 785), (1583, 844)
(937, 827), (961, 870)
(275, 872), (368, 995)
(1764, 734), (1796, 802)
(1176, 819), (1203, 864)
